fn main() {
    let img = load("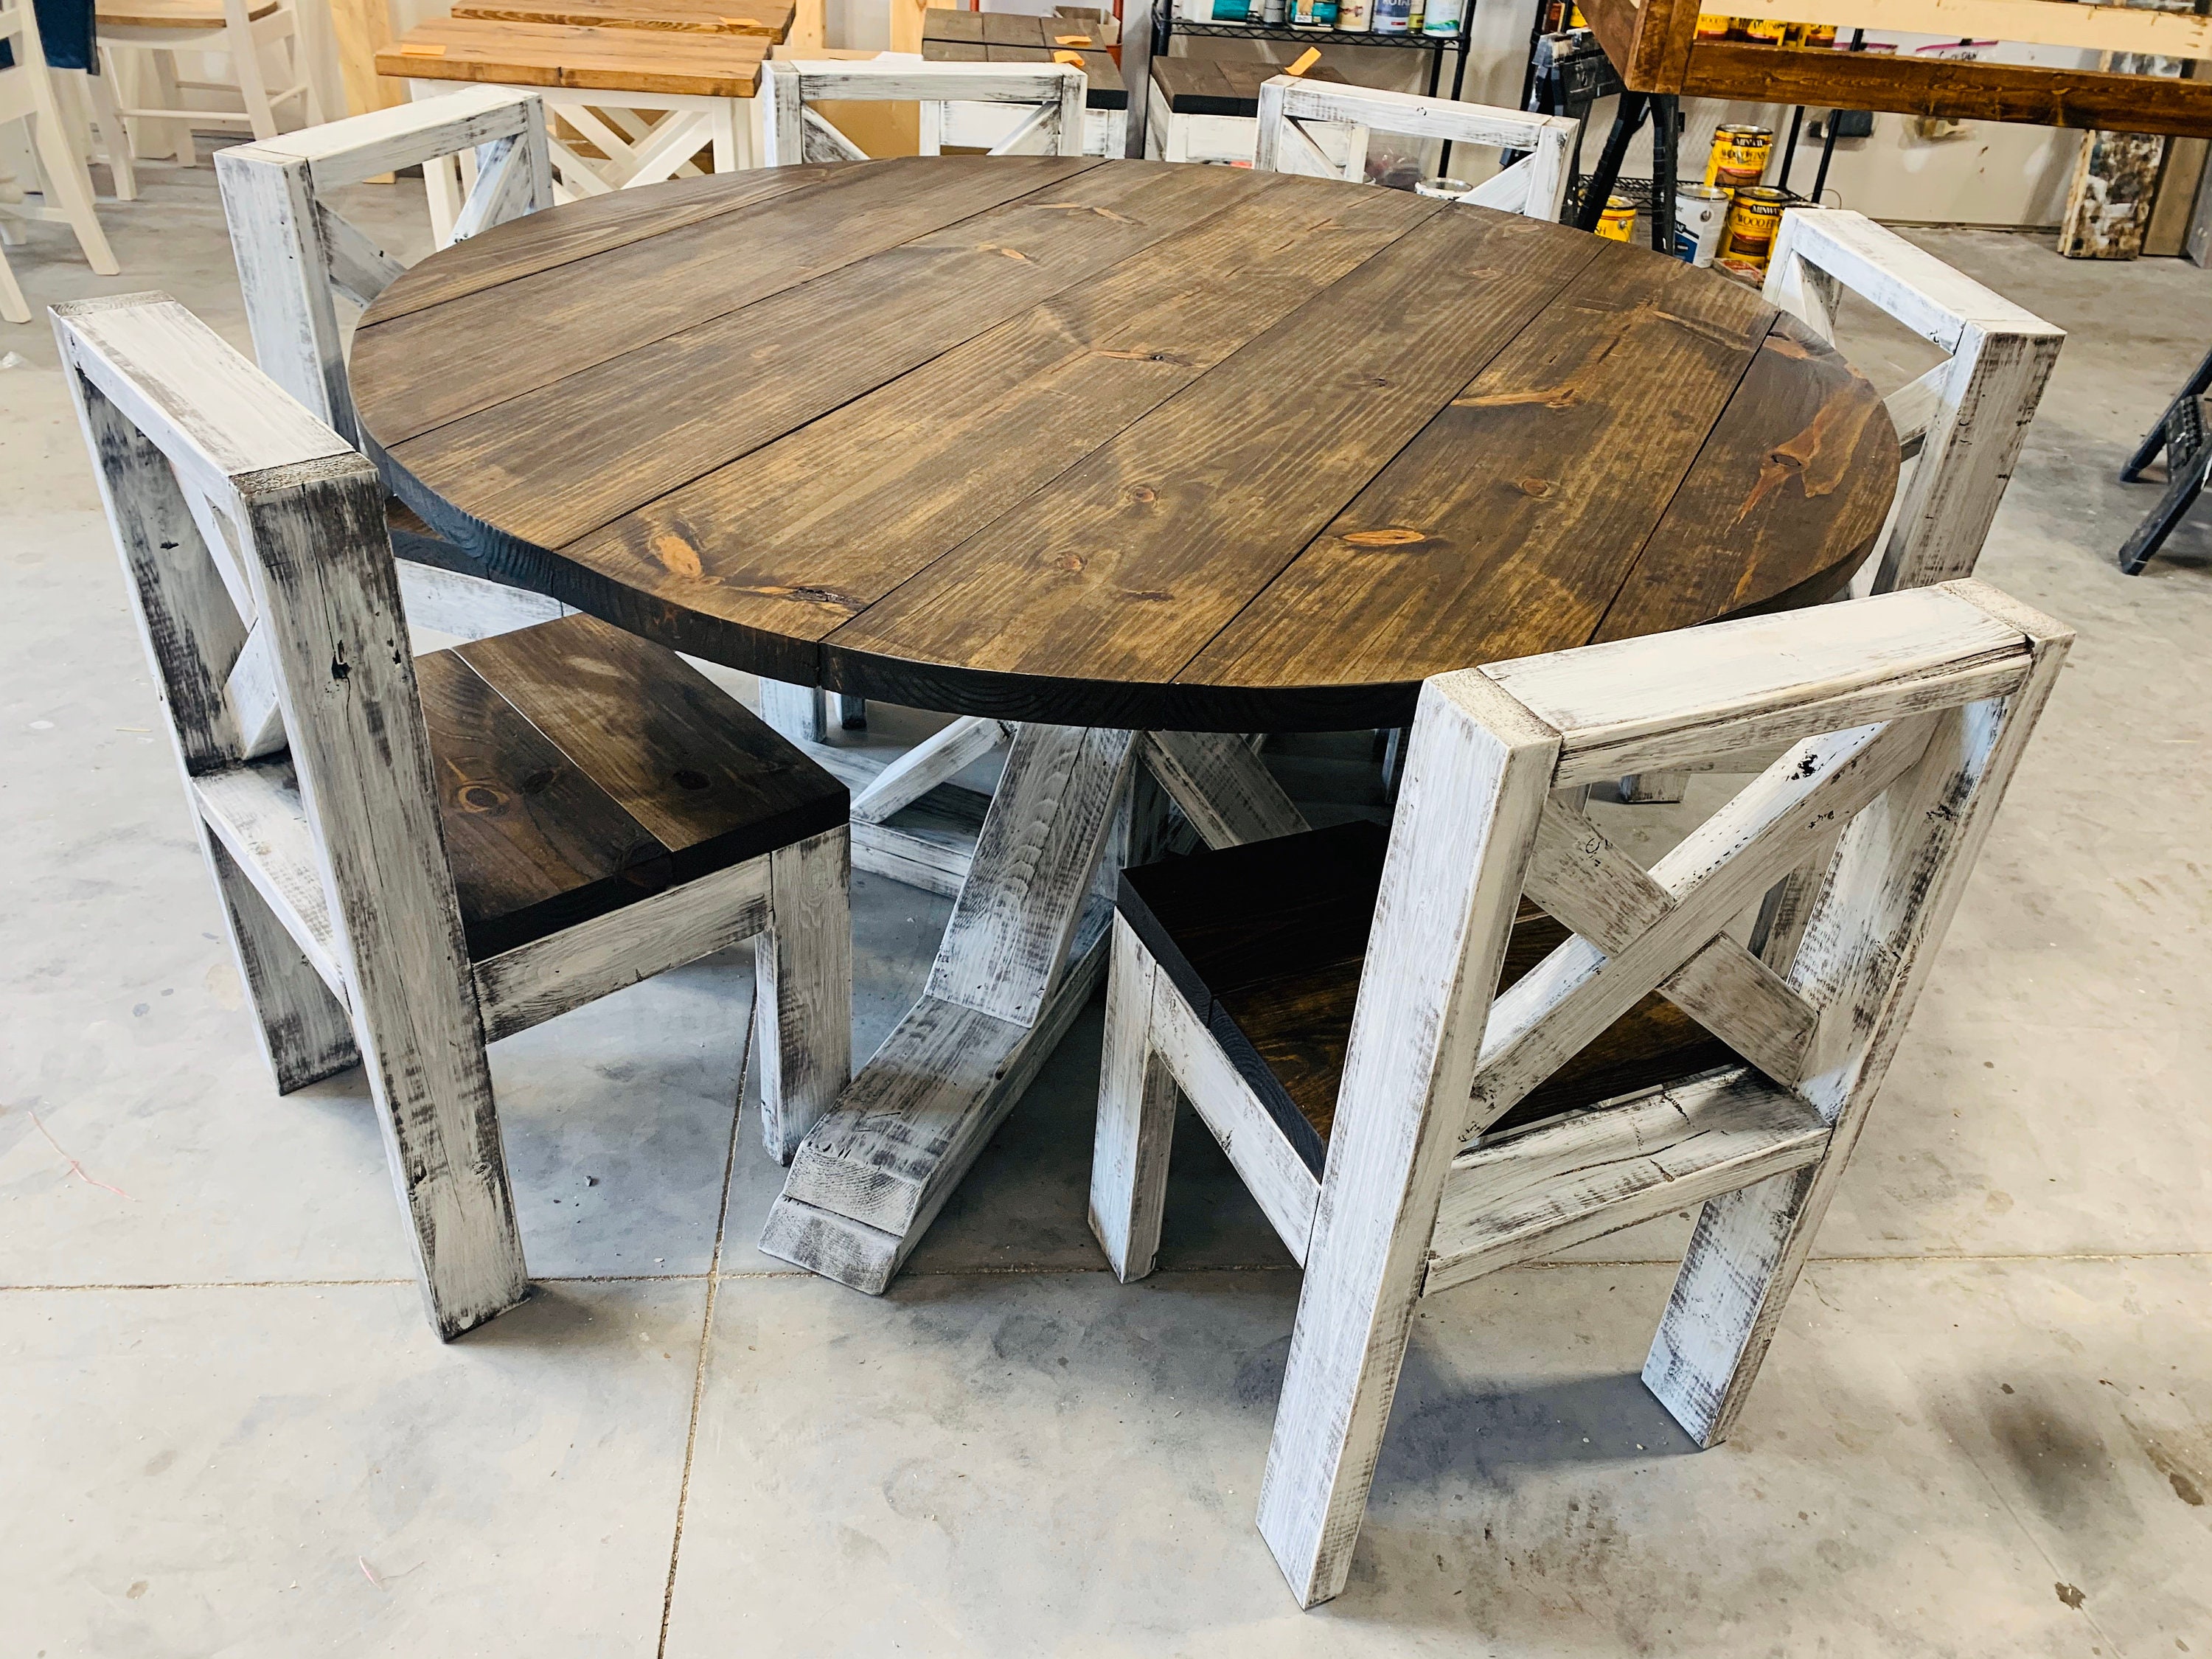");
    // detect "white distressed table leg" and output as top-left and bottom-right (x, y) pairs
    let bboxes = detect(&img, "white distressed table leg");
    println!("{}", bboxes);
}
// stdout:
(850, 715), (1008, 824)
(759, 722), (1137, 1292)
(1139, 728), (1309, 849)
(757, 678), (827, 744)
(756, 827), (852, 1164)
(1088, 914), (1178, 1282)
